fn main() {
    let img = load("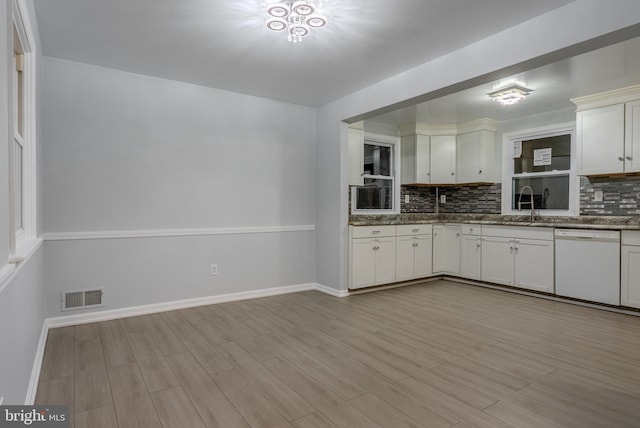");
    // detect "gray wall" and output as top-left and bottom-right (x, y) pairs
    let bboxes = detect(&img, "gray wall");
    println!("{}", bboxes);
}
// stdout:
(41, 57), (317, 317)
(0, 0), (47, 405)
